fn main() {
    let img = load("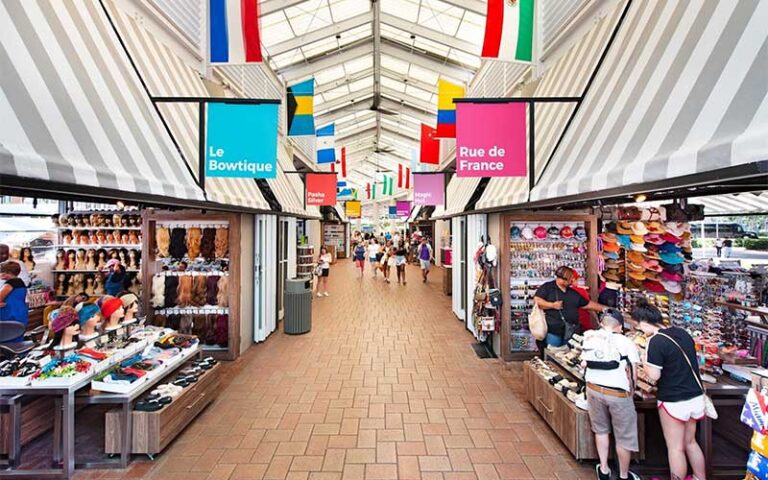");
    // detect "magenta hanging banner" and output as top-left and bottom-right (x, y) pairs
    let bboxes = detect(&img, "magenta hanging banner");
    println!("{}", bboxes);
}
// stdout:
(413, 173), (445, 206)
(456, 102), (526, 177)
(396, 201), (411, 217)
